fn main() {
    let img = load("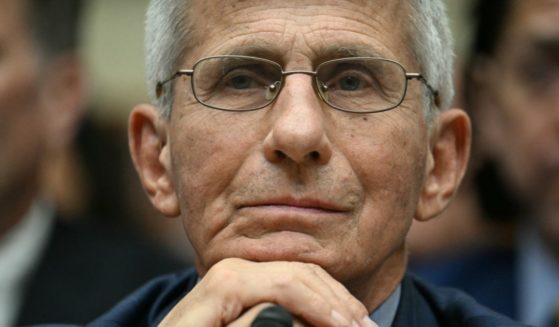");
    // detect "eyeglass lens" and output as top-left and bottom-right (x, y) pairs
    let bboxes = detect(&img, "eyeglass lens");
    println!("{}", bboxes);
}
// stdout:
(192, 56), (407, 112)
